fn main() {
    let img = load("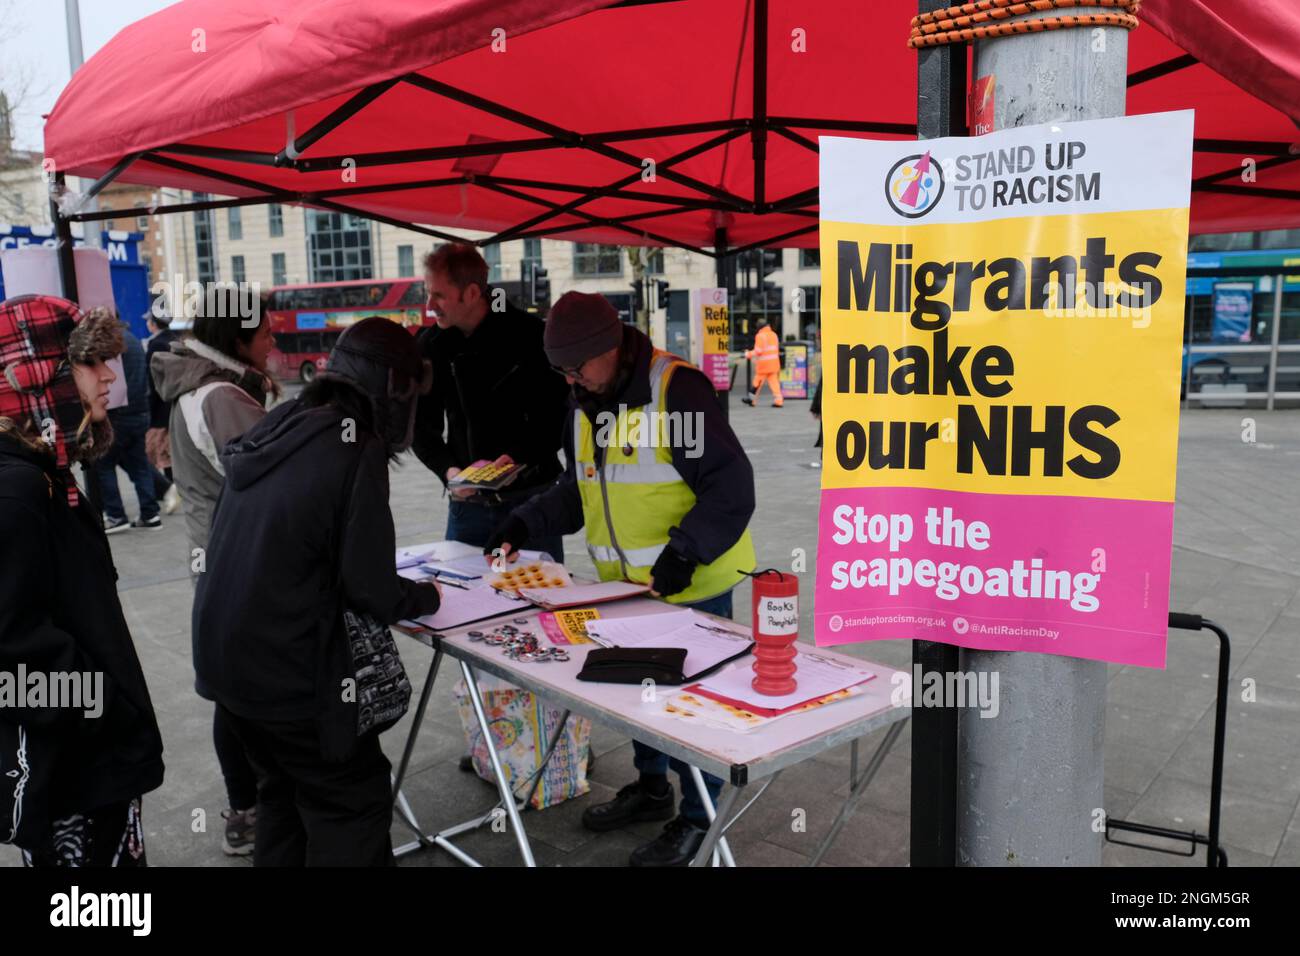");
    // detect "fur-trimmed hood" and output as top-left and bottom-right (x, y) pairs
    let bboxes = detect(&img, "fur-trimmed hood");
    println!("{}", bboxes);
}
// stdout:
(67, 307), (125, 365)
